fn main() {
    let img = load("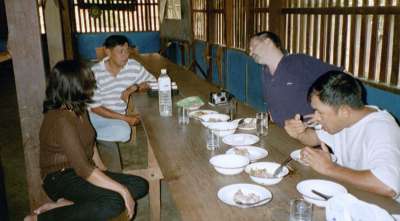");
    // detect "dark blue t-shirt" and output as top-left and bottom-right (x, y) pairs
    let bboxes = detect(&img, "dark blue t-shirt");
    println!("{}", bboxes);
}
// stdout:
(261, 54), (341, 127)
